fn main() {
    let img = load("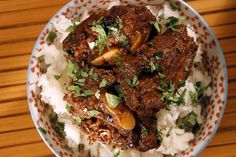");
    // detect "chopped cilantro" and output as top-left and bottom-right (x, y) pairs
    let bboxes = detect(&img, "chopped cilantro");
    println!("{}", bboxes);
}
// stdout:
(177, 88), (187, 105)
(169, 1), (180, 10)
(113, 150), (120, 157)
(78, 144), (85, 152)
(158, 72), (166, 80)
(143, 127), (149, 135)
(132, 75), (139, 87)
(156, 129), (163, 142)
(92, 73), (98, 81)
(66, 61), (78, 80)
(65, 145), (74, 153)
(119, 34), (130, 49)
(68, 85), (81, 96)
(114, 85), (123, 98)
(149, 61), (159, 73)
(38, 127), (47, 134)
(90, 24), (107, 54)
(150, 21), (161, 33)
(88, 68), (94, 76)
(166, 16), (180, 27)
(179, 80), (186, 87)
(125, 75), (139, 87)
(166, 126), (173, 137)
(95, 90), (101, 99)
(78, 78), (86, 83)
(53, 121), (65, 137)
(184, 66), (190, 72)
(83, 89), (94, 97)
(195, 81), (207, 101)
(177, 112), (198, 132)
(38, 55), (45, 63)
(76, 116), (82, 125)
(54, 75), (61, 80)
(66, 104), (72, 112)
(171, 27), (180, 32)
(159, 13), (164, 20)
(154, 51), (164, 59)
(190, 91), (197, 105)
(86, 110), (101, 117)
(46, 31), (57, 44)
(99, 78), (107, 88)
(66, 22), (78, 32)
(105, 93), (123, 109)
(81, 71), (88, 78)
